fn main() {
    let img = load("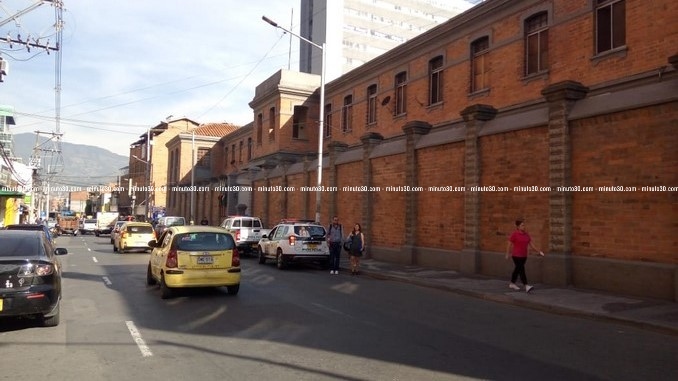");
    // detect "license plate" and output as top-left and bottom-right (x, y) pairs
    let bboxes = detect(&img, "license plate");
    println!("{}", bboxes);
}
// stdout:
(197, 256), (213, 264)
(306, 244), (318, 250)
